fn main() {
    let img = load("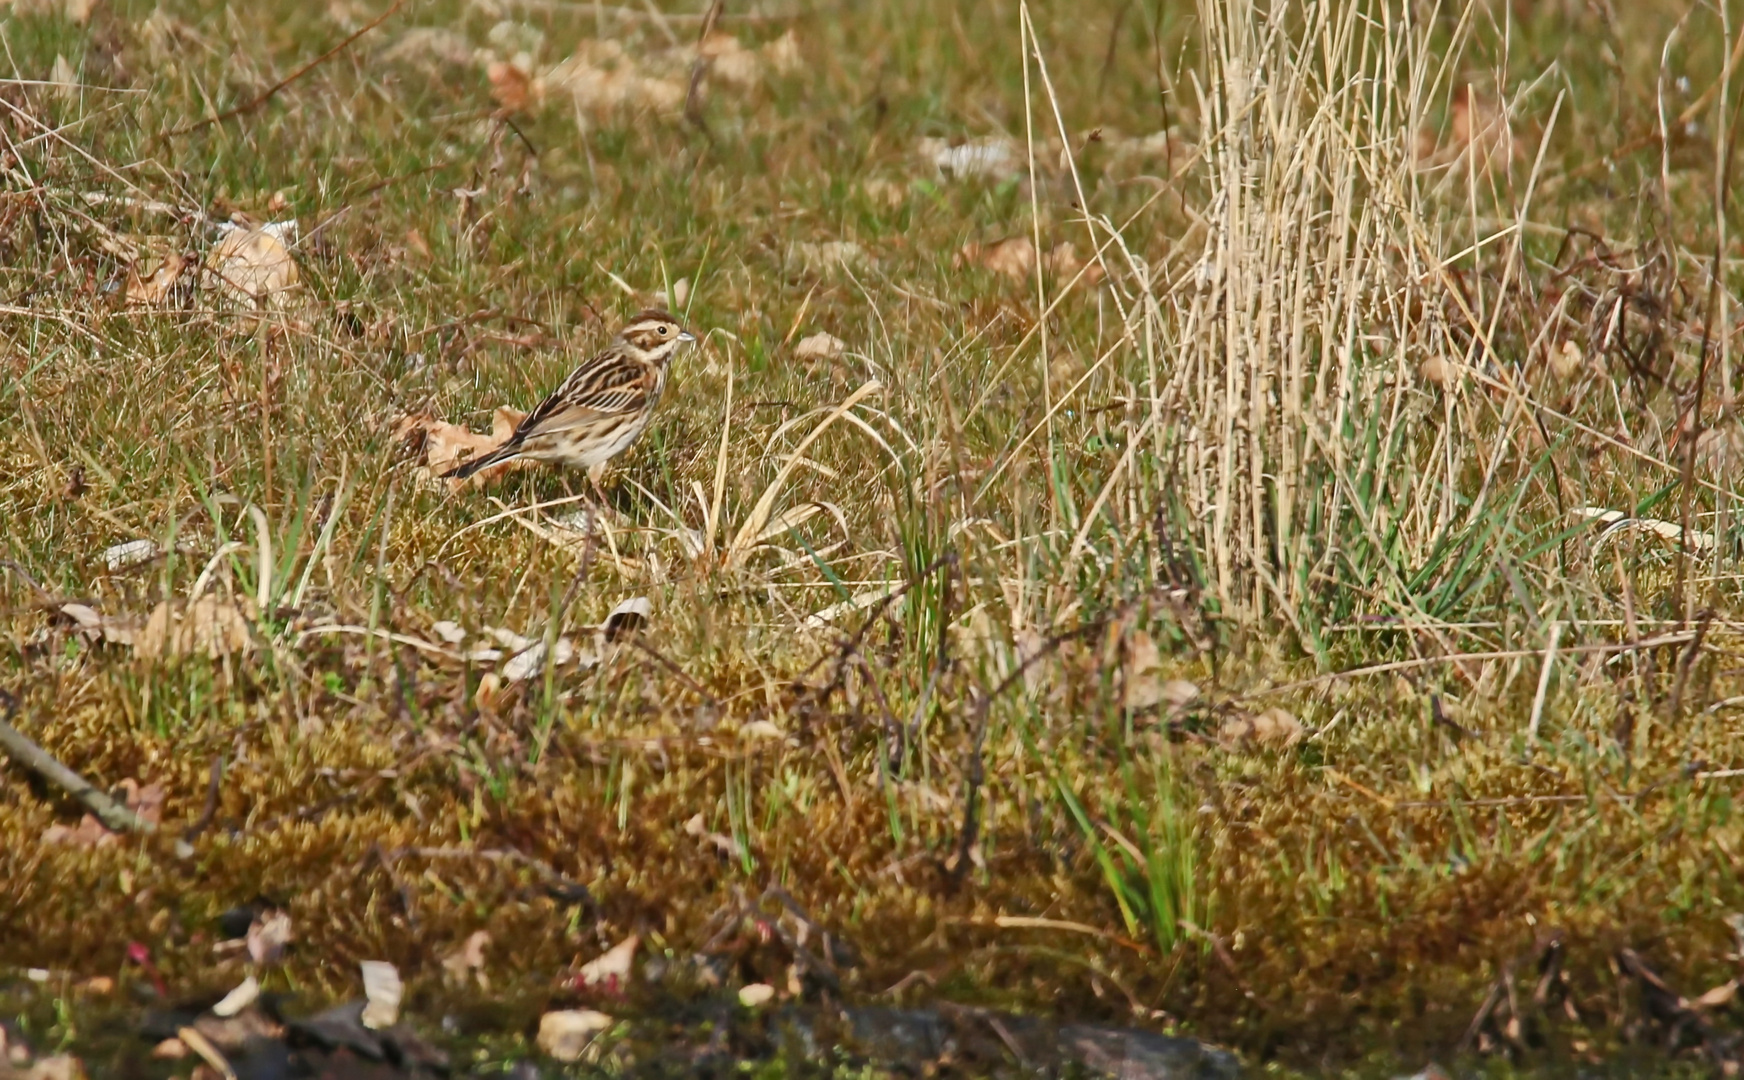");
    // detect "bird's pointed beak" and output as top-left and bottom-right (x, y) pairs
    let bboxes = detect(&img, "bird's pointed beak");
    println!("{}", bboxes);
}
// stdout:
(678, 330), (697, 343)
